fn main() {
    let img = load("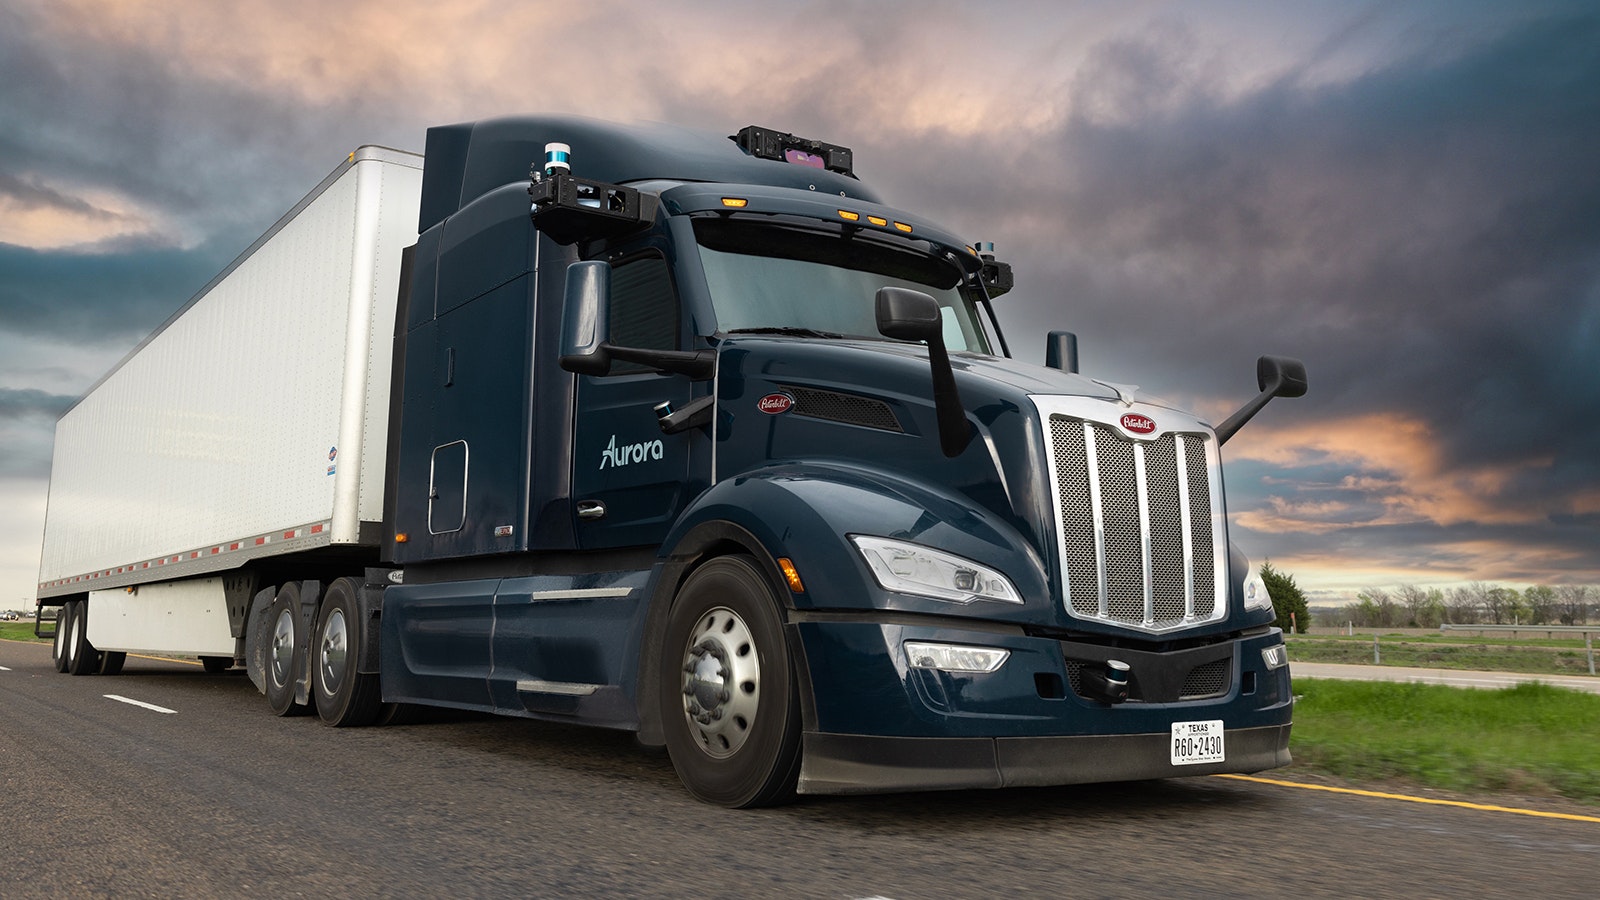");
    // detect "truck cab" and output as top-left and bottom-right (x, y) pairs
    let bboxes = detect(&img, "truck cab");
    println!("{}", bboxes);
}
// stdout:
(377, 116), (1304, 806)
